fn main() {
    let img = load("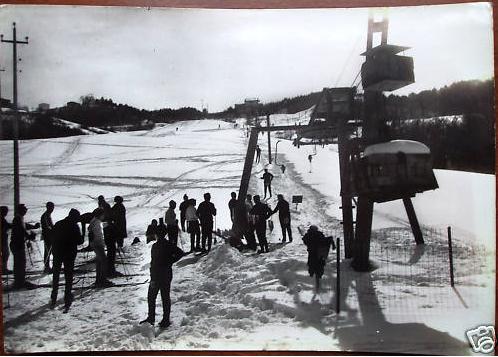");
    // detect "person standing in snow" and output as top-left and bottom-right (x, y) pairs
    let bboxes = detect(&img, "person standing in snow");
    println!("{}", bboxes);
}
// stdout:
(185, 199), (201, 252)
(260, 169), (274, 199)
(1, 206), (12, 274)
(40, 201), (55, 273)
(157, 218), (167, 240)
(197, 193), (217, 252)
(271, 194), (292, 243)
(255, 145), (262, 164)
(302, 225), (335, 292)
(244, 195), (257, 251)
(50, 209), (83, 310)
(146, 219), (159, 243)
(11, 204), (40, 289)
(140, 232), (184, 328)
(104, 220), (123, 278)
(228, 192), (237, 223)
(164, 200), (179, 246)
(97, 195), (112, 222)
(179, 194), (189, 232)
(111, 196), (127, 248)
(89, 208), (113, 287)
(249, 195), (272, 254)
